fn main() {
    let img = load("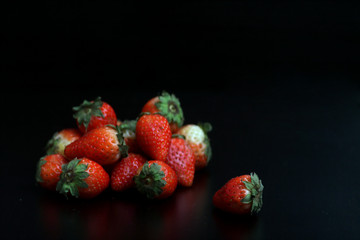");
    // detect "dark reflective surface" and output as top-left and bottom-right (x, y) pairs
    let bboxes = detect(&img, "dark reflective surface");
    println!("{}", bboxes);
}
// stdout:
(3, 0), (360, 238)
(3, 80), (360, 239)
(35, 171), (212, 240)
